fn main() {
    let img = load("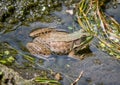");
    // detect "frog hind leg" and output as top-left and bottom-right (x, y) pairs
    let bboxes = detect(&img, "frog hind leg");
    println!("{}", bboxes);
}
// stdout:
(26, 42), (51, 58)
